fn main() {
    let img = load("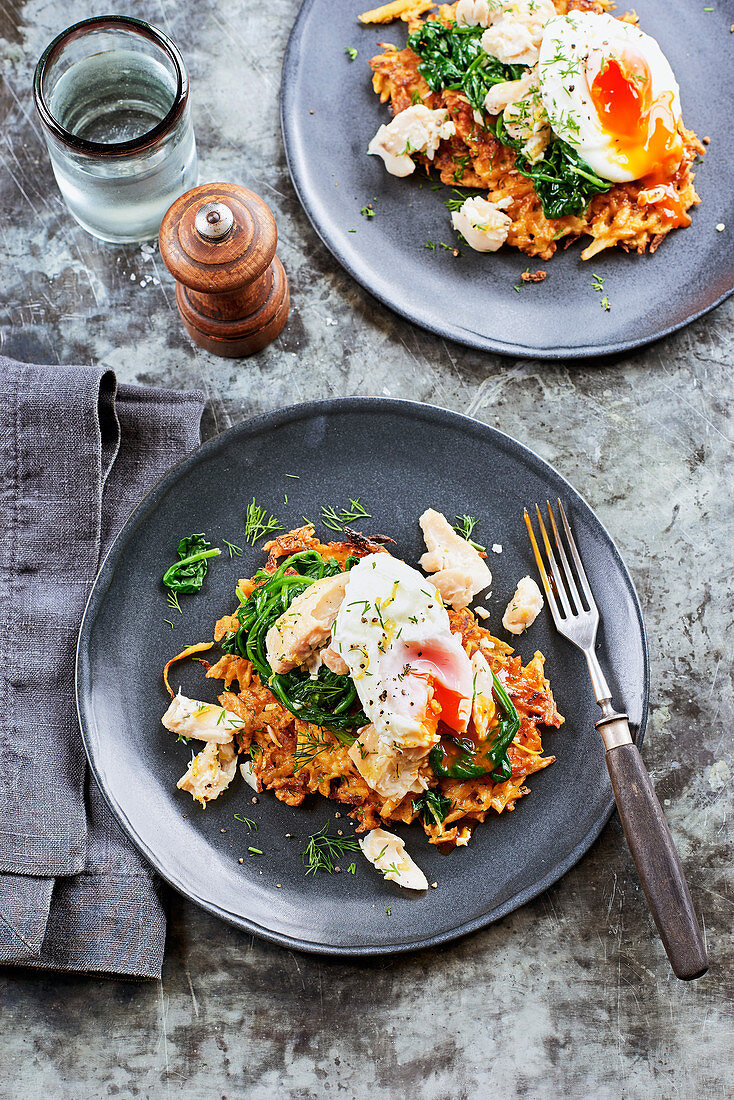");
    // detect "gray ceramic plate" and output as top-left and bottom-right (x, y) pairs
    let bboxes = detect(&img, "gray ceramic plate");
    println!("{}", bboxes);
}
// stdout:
(77, 398), (648, 954)
(280, 1), (734, 358)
